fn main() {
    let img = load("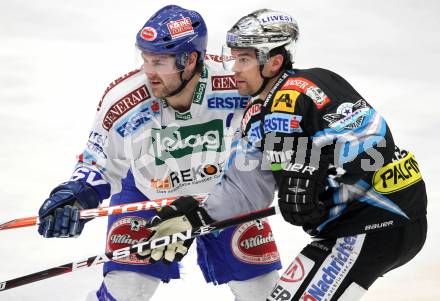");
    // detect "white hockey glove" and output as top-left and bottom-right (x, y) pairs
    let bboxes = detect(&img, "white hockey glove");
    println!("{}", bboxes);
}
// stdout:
(139, 196), (213, 264)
